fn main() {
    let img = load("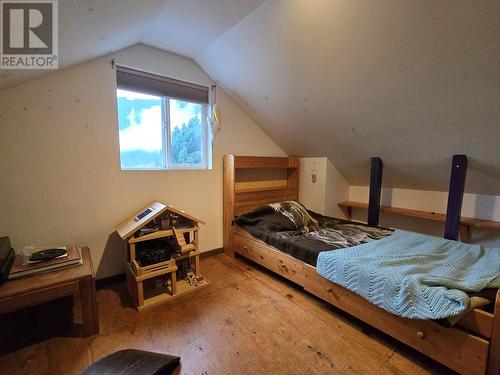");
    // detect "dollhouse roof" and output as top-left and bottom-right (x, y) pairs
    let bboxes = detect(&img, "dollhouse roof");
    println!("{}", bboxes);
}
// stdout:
(116, 201), (205, 240)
